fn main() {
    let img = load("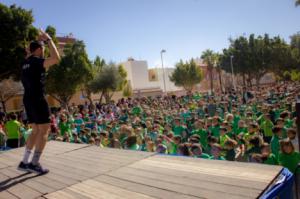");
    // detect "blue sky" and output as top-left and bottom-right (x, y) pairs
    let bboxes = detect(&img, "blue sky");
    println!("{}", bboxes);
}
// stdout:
(2, 0), (300, 67)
